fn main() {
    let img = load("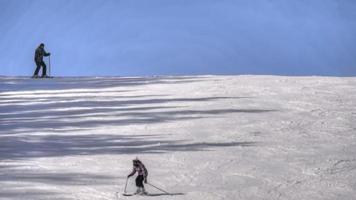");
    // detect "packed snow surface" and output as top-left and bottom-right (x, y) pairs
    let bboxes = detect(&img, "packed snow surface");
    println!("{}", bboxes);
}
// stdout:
(0, 76), (355, 200)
